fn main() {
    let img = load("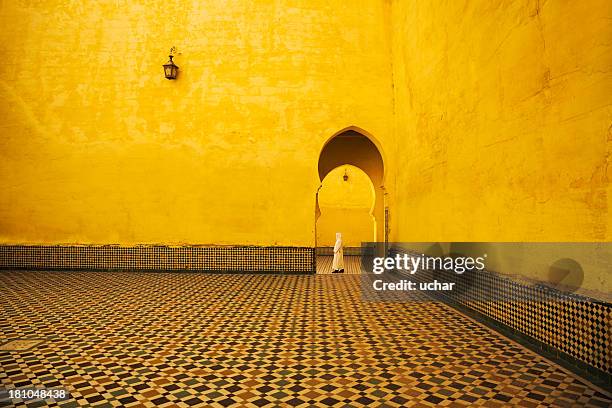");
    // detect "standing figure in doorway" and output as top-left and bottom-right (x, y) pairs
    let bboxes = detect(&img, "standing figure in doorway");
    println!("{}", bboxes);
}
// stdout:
(332, 232), (344, 273)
